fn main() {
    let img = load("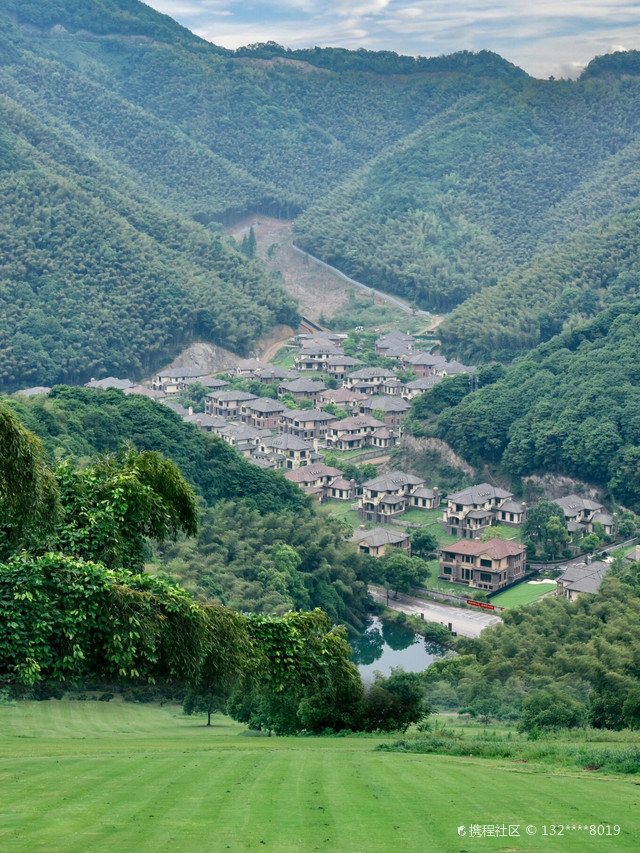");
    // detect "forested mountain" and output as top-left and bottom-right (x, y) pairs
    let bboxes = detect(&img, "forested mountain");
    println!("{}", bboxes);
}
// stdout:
(0, 99), (297, 389)
(0, 0), (536, 389)
(5, 0), (640, 419)
(296, 69), (640, 328)
(424, 304), (640, 508)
